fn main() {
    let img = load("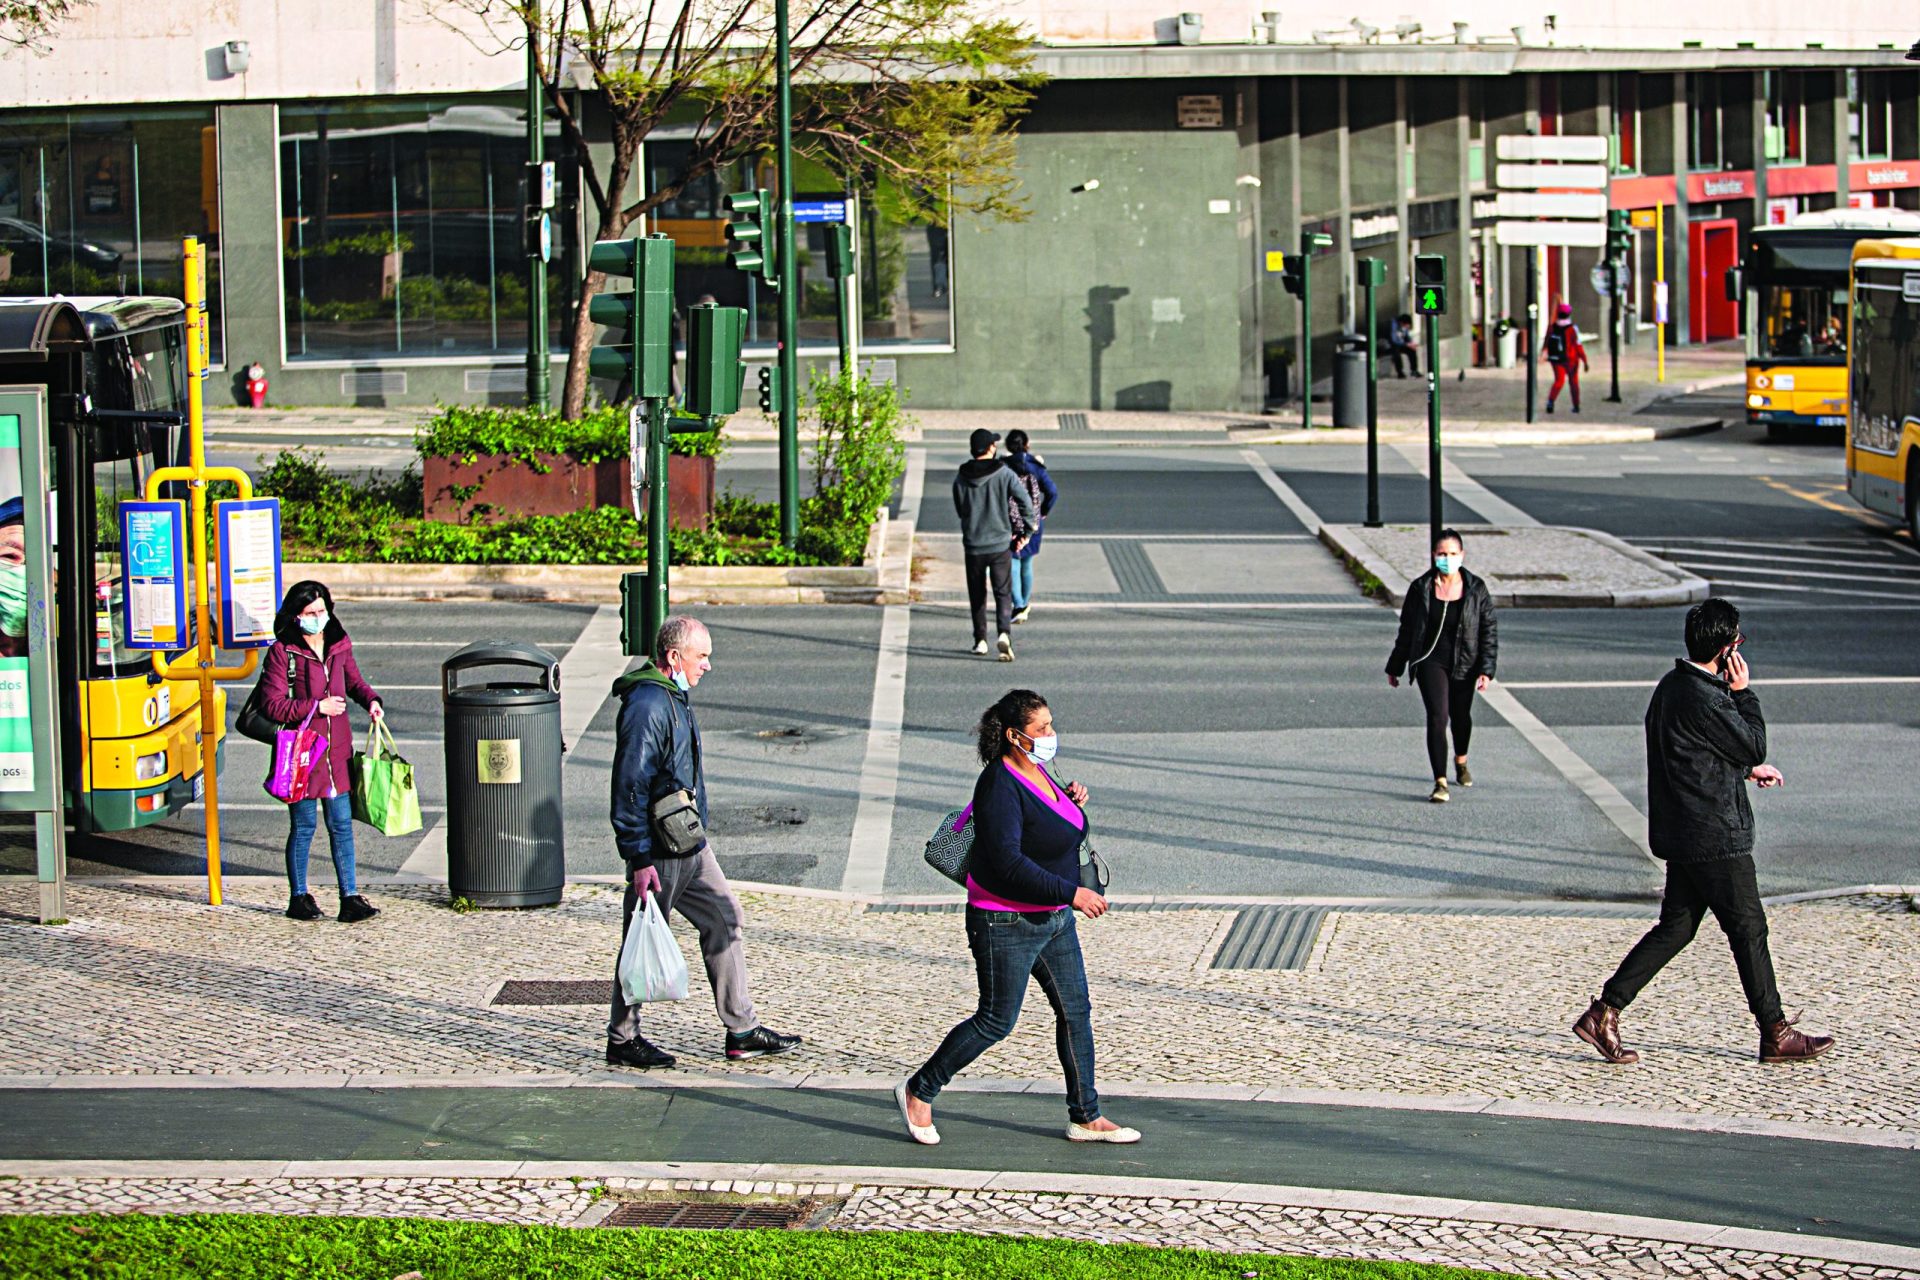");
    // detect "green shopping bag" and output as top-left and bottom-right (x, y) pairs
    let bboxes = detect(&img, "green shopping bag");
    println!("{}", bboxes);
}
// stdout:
(350, 720), (424, 836)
